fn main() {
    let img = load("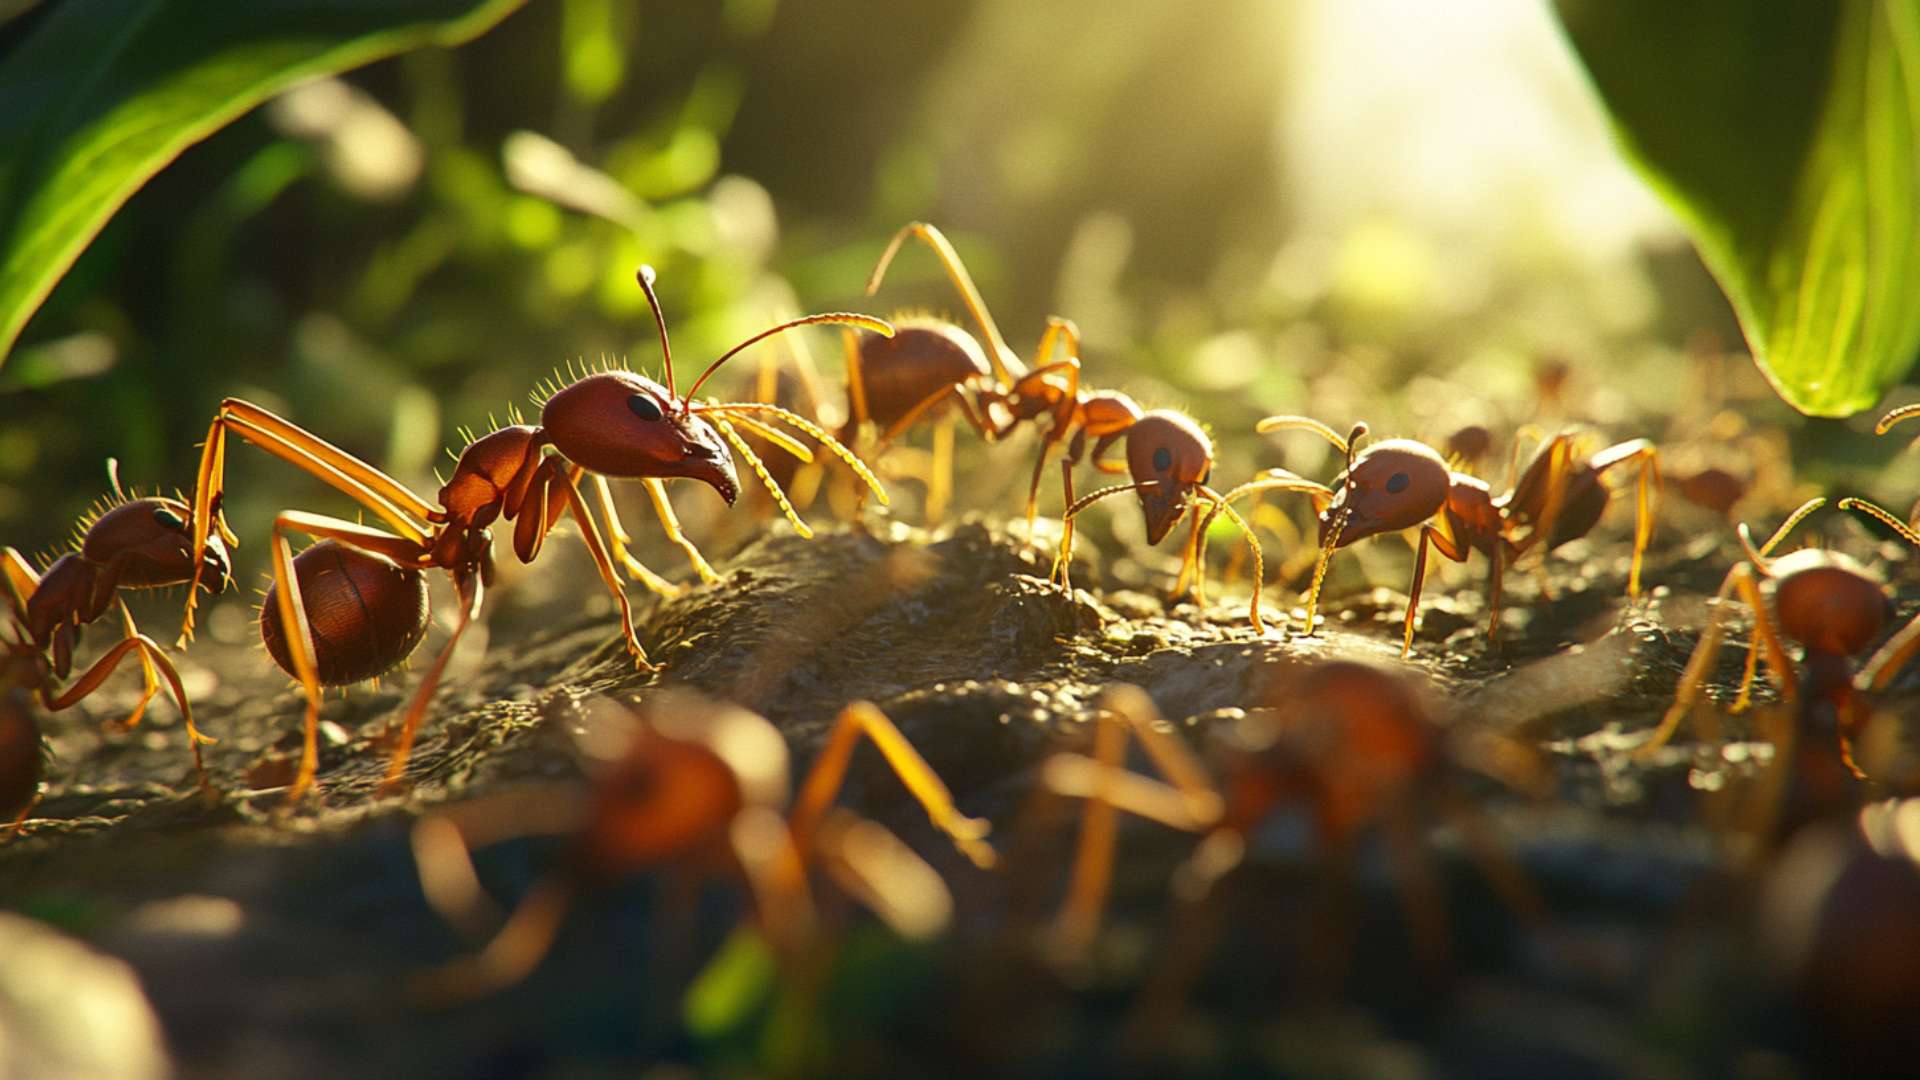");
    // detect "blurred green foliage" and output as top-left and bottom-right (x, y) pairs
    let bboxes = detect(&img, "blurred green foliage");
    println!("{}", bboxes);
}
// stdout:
(1557, 0), (1920, 417)
(2, 0), (1887, 582)
(0, 0), (529, 362)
